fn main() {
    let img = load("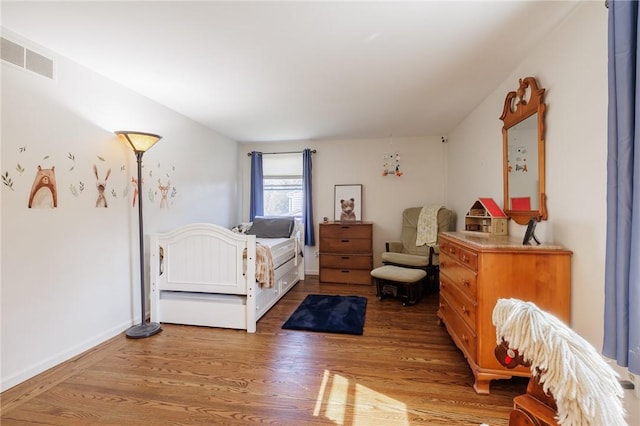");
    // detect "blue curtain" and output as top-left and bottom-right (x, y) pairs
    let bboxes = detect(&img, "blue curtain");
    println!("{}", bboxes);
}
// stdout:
(303, 148), (315, 246)
(604, 0), (640, 375)
(249, 151), (264, 221)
